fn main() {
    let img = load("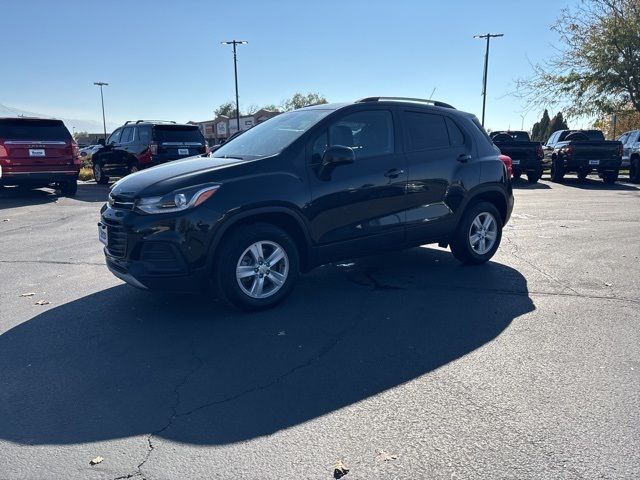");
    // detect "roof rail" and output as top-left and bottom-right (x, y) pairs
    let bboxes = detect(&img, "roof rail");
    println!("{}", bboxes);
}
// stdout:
(355, 97), (456, 109)
(123, 120), (177, 125)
